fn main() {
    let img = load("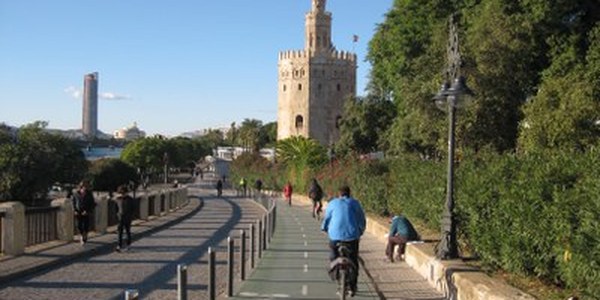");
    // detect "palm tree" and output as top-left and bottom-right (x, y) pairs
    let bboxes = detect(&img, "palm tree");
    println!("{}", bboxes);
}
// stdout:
(276, 136), (327, 169)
